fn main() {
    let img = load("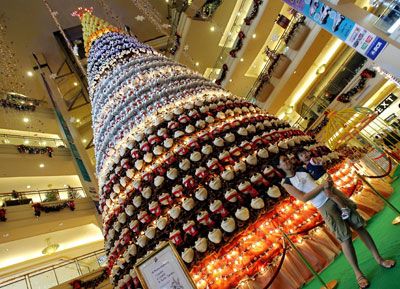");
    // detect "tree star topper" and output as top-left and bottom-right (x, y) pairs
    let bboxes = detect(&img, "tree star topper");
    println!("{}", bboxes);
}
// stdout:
(71, 7), (94, 19)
